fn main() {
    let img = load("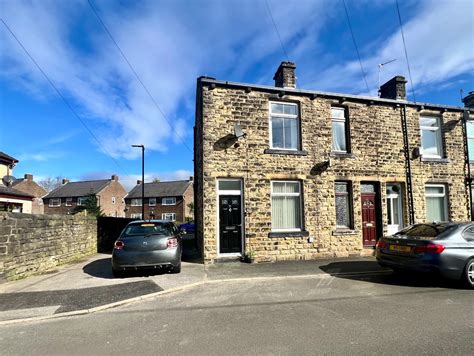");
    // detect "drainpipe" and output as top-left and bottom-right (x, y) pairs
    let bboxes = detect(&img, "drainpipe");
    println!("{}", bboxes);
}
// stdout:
(463, 110), (473, 221)
(401, 104), (415, 225)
